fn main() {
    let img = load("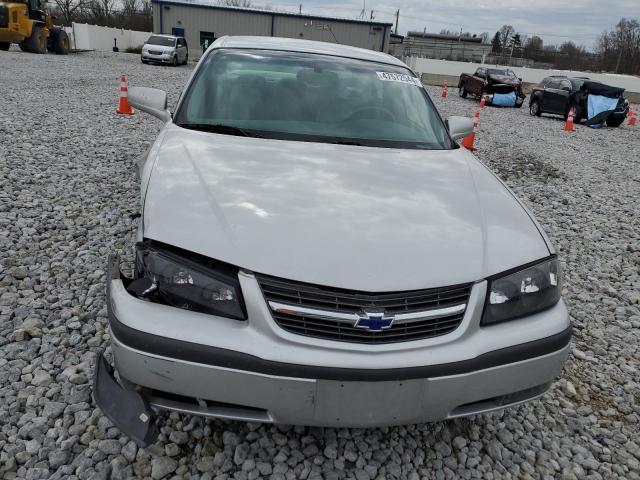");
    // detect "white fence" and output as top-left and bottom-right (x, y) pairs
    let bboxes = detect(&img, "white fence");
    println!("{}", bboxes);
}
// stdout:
(64, 23), (151, 51)
(408, 57), (640, 93)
